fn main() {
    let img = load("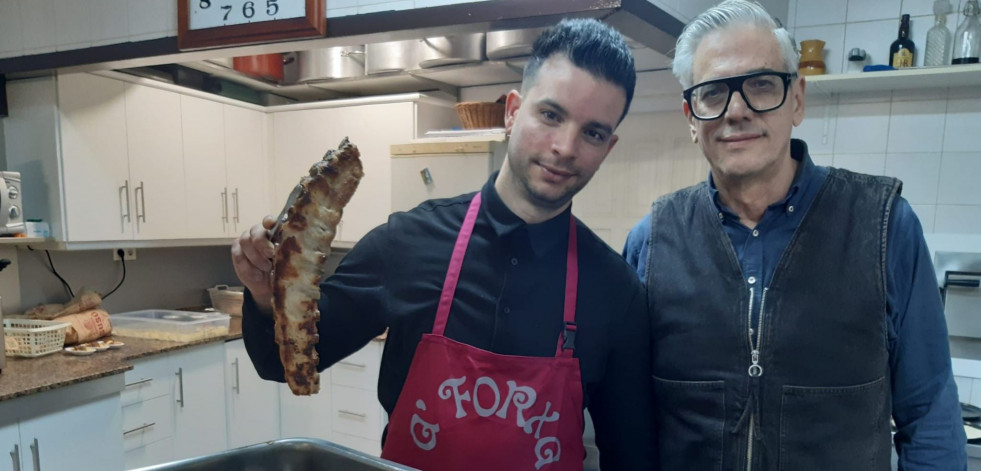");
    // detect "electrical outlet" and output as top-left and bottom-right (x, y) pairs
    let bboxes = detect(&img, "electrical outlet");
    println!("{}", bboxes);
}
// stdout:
(113, 248), (137, 261)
